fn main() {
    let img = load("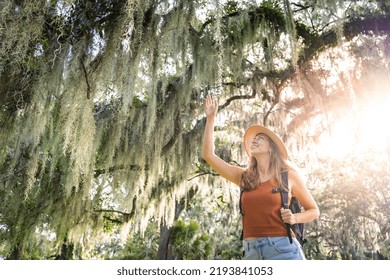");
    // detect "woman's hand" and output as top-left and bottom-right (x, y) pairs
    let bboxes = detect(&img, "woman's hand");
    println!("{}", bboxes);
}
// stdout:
(280, 208), (297, 225)
(204, 95), (218, 118)
(201, 93), (244, 186)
